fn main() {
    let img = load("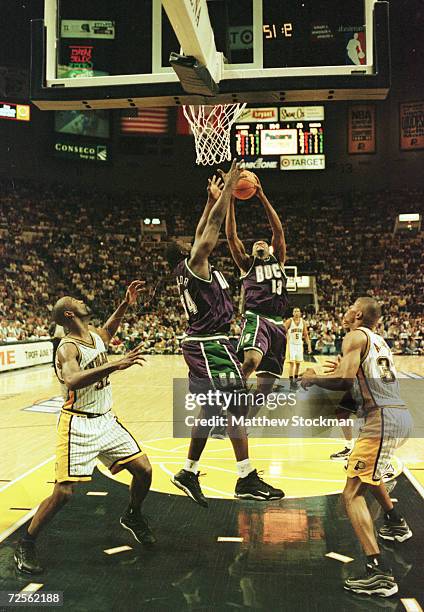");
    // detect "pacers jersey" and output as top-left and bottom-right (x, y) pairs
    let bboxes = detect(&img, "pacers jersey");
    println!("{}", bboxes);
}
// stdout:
(241, 255), (288, 318)
(175, 258), (233, 336)
(289, 318), (304, 345)
(352, 327), (405, 414)
(56, 331), (112, 415)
